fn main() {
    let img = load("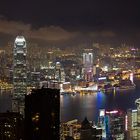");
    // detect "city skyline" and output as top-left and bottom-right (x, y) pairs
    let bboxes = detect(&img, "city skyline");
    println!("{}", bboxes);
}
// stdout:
(1, 1), (140, 139)
(0, 32), (140, 140)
